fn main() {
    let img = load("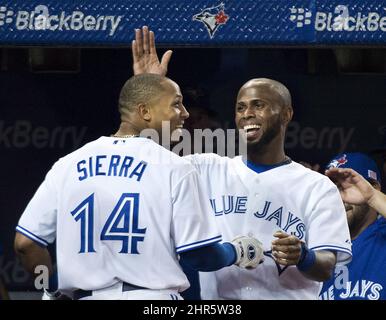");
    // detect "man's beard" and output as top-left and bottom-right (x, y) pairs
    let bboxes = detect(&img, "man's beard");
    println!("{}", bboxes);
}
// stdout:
(347, 204), (369, 231)
(248, 116), (281, 152)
